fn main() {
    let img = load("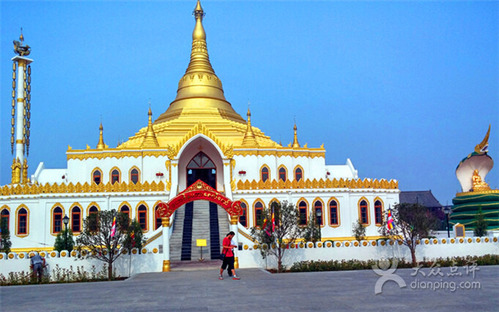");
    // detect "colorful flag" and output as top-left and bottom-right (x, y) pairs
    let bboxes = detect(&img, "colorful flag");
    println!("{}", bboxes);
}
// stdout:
(387, 209), (394, 231)
(271, 210), (275, 232)
(110, 217), (116, 238)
